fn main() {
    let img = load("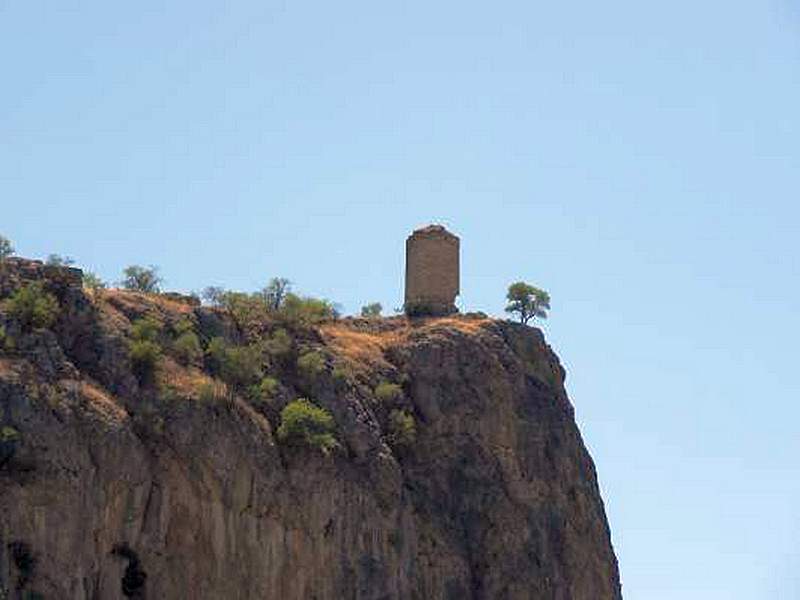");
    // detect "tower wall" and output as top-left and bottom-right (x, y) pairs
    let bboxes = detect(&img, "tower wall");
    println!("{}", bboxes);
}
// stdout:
(404, 225), (460, 315)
